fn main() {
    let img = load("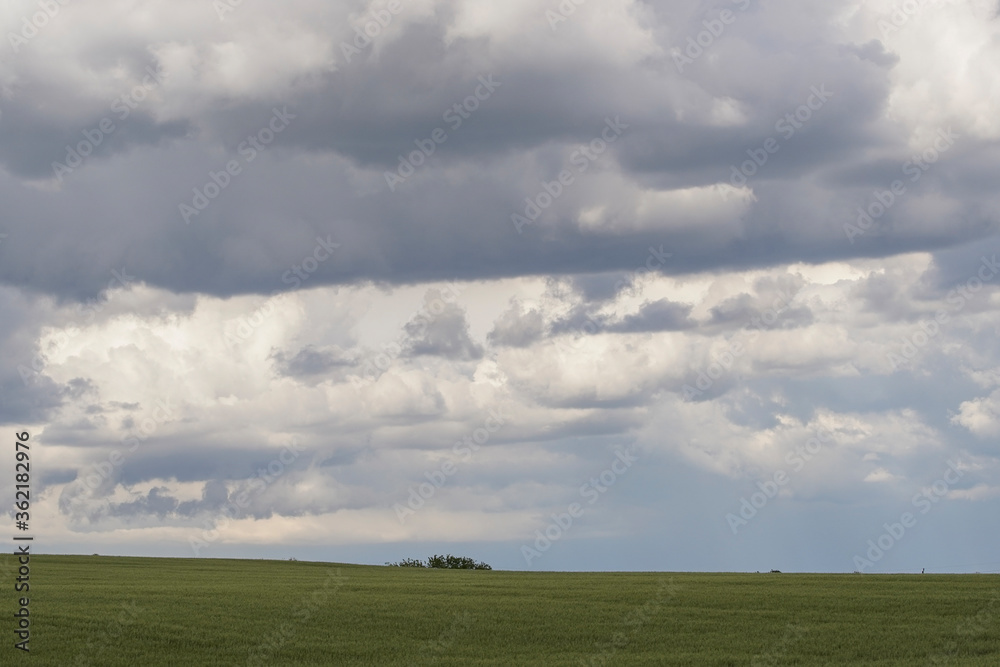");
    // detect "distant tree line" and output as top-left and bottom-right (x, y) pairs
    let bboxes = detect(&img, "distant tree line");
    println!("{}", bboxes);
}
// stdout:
(385, 554), (492, 570)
